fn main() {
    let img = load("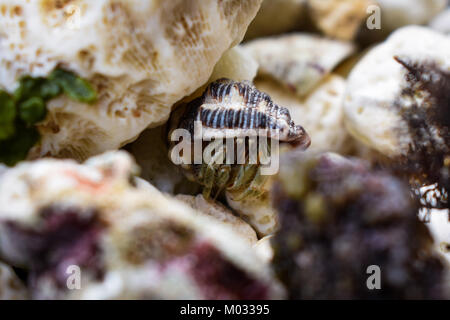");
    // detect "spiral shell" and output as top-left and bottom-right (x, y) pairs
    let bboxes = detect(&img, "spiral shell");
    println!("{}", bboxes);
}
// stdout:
(178, 78), (311, 148)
